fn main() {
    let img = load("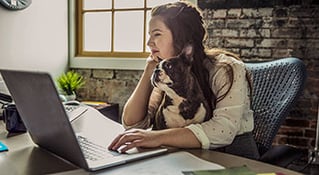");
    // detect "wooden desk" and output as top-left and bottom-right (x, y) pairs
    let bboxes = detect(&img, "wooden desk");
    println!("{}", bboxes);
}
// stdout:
(0, 122), (302, 175)
(81, 102), (120, 123)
